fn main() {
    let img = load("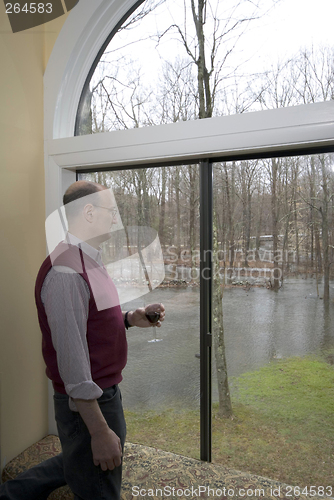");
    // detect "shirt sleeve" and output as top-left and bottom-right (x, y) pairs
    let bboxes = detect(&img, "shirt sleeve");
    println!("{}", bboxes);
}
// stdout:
(41, 267), (103, 410)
